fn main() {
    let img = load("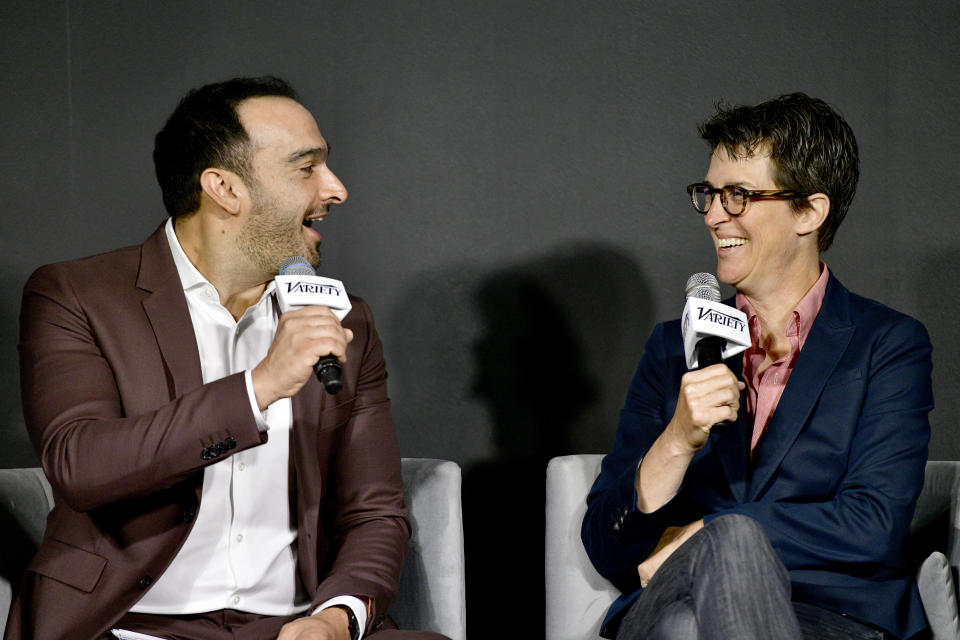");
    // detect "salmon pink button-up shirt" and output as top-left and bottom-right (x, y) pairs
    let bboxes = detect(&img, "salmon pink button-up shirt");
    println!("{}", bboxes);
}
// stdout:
(737, 265), (830, 454)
